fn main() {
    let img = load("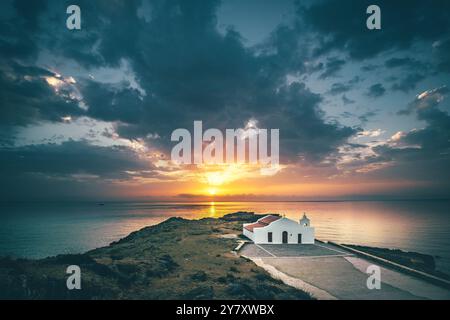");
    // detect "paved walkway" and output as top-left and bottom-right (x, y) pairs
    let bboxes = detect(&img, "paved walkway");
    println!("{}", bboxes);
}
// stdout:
(240, 243), (450, 300)
(240, 243), (350, 258)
